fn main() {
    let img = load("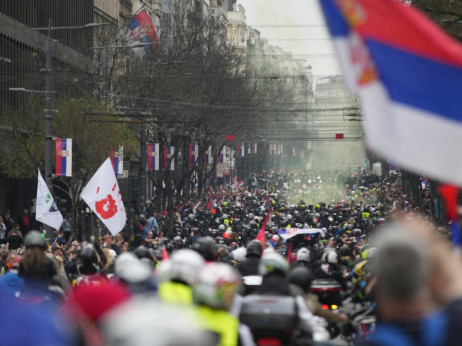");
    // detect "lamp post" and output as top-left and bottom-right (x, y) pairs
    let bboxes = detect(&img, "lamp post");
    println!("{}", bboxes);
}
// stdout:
(31, 19), (109, 193)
